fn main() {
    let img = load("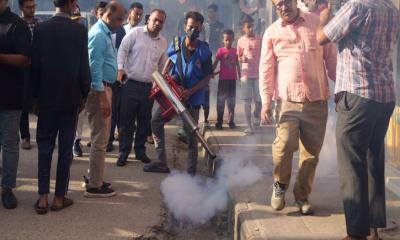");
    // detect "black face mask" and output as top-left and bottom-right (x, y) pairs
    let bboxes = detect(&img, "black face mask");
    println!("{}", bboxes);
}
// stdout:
(187, 28), (200, 42)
